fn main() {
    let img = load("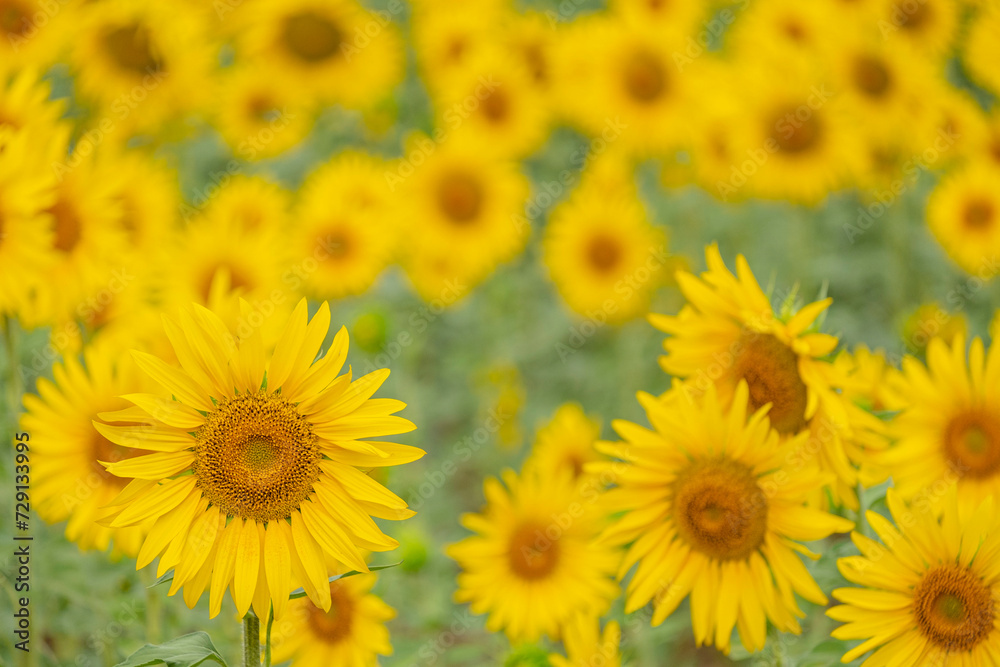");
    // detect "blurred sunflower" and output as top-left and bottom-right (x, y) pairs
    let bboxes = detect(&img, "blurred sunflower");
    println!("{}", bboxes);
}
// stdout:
(242, 0), (404, 109)
(500, 11), (557, 100)
(544, 184), (667, 324)
(20, 339), (152, 557)
(651, 244), (886, 509)
(597, 383), (853, 654)
(447, 468), (620, 643)
(549, 614), (622, 667)
(610, 0), (706, 38)
(97, 299), (423, 619)
(881, 335), (1000, 516)
(269, 569), (396, 666)
(214, 64), (312, 161)
(411, 3), (499, 93)
(72, 0), (212, 133)
(0, 0), (70, 71)
(965, 5), (1000, 96)
(0, 68), (66, 140)
(834, 345), (903, 413)
(927, 161), (1000, 277)
(876, 0), (959, 57)
(902, 302), (968, 355)
(728, 0), (836, 63)
(399, 132), (529, 302)
(525, 403), (603, 482)
(829, 489), (1000, 665)
(292, 151), (399, 300)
